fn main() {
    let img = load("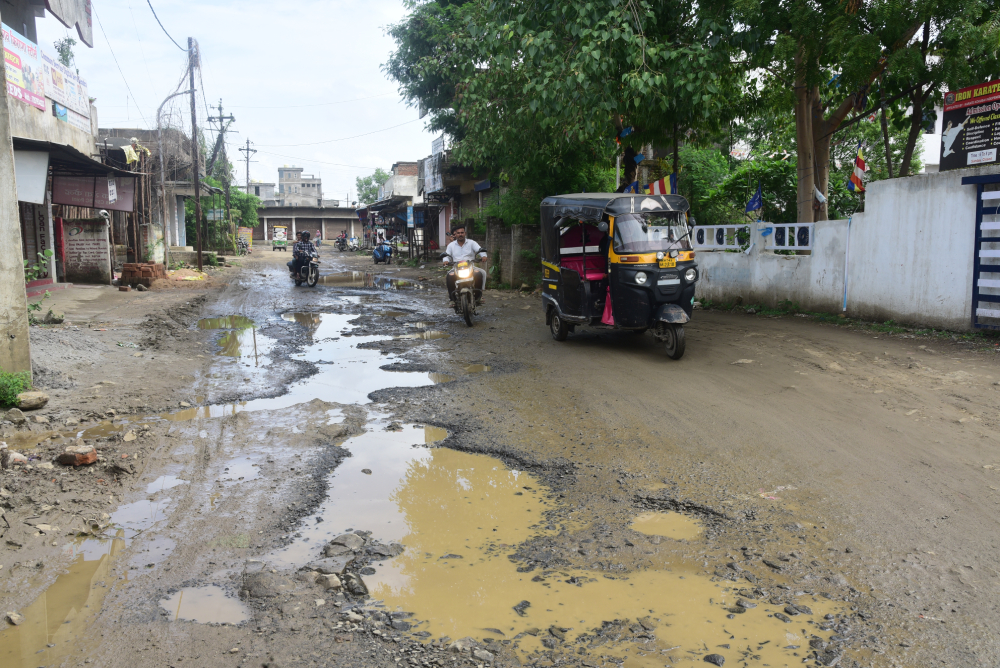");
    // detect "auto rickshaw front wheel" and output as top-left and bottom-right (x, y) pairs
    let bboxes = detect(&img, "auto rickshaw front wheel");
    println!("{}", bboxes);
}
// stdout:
(659, 324), (685, 360)
(550, 311), (569, 341)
